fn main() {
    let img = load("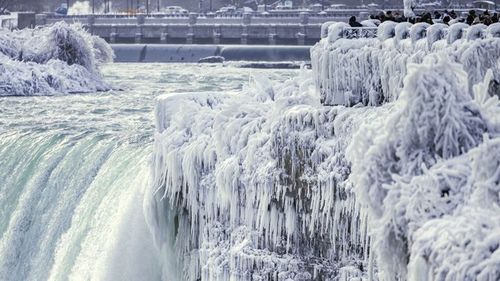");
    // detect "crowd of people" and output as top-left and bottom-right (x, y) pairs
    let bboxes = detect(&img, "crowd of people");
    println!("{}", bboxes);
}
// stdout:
(349, 9), (499, 27)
